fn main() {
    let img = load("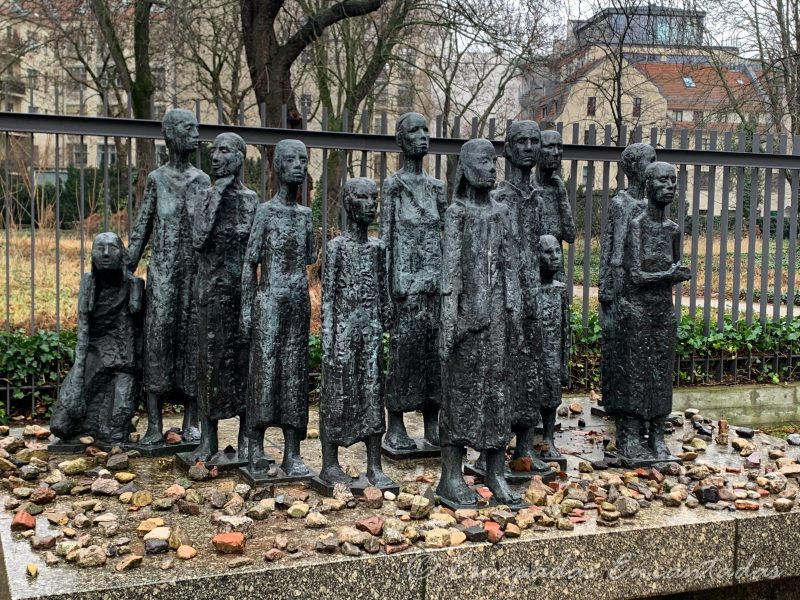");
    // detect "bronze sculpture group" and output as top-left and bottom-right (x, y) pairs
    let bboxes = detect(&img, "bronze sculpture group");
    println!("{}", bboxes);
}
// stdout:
(51, 108), (692, 505)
